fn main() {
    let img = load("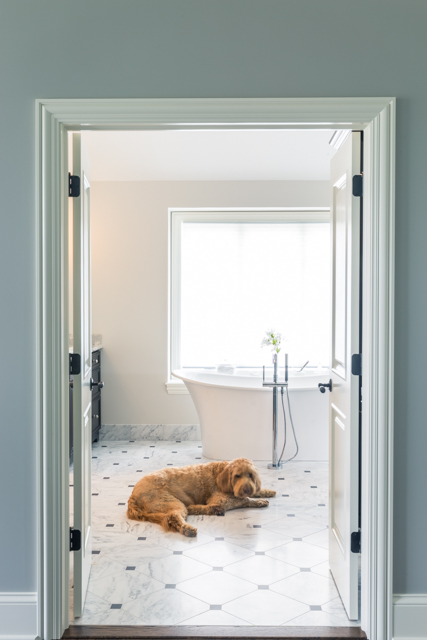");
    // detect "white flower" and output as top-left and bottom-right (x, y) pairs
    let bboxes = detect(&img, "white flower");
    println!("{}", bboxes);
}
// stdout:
(261, 329), (283, 354)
